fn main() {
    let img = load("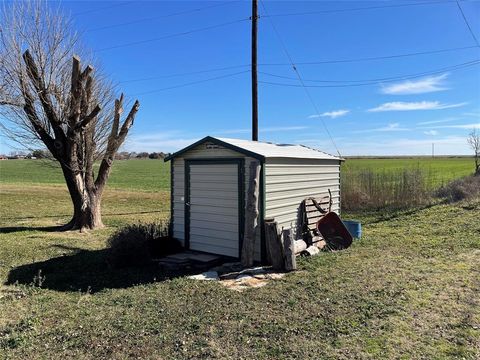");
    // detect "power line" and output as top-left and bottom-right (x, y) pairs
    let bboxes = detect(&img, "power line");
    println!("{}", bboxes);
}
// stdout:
(120, 64), (250, 84)
(73, 1), (135, 16)
(259, 0), (341, 157)
(97, 18), (249, 52)
(262, 0), (455, 18)
(132, 70), (249, 96)
(86, 1), (240, 32)
(456, 0), (480, 47)
(258, 45), (479, 66)
(258, 59), (480, 85)
(119, 48), (479, 84)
